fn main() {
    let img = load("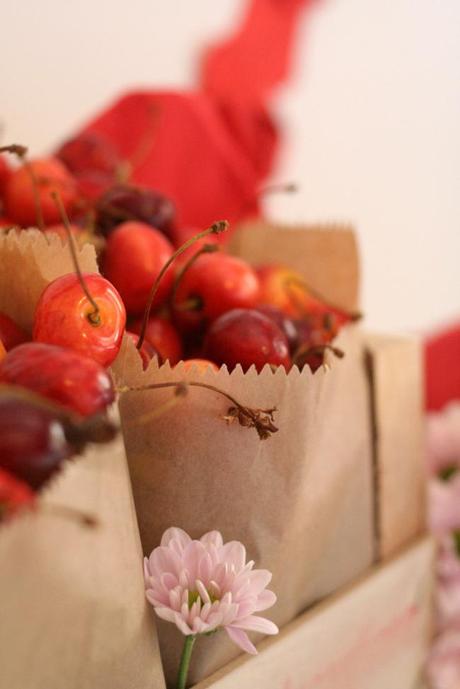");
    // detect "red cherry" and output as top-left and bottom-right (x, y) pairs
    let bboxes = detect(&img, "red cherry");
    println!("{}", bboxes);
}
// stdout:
(0, 388), (116, 489)
(182, 358), (219, 373)
(256, 305), (298, 353)
(126, 332), (159, 370)
(4, 157), (79, 227)
(103, 221), (174, 314)
(0, 468), (35, 522)
(172, 253), (260, 333)
(0, 155), (12, 193)
(56, 132), (120, 177)
(96, 184), (176, 238)
(130, 316), (182, 364)
(204, 308), (291, 373)
(0, 393), (73, 488)
(0, 312), (29, 350)
(33, 272), (126, 367)
(0, 343), (115, 416)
